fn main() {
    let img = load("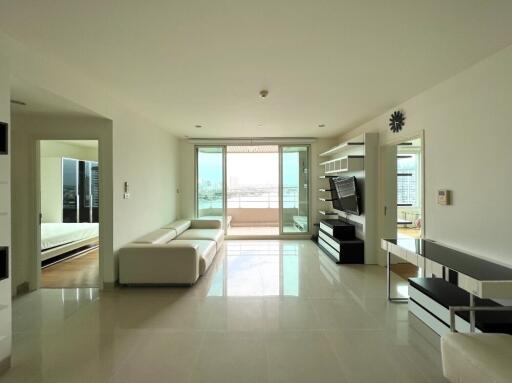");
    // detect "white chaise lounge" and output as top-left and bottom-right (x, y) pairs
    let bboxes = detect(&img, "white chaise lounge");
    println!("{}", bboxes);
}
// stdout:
(118, 219), (224, 285)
